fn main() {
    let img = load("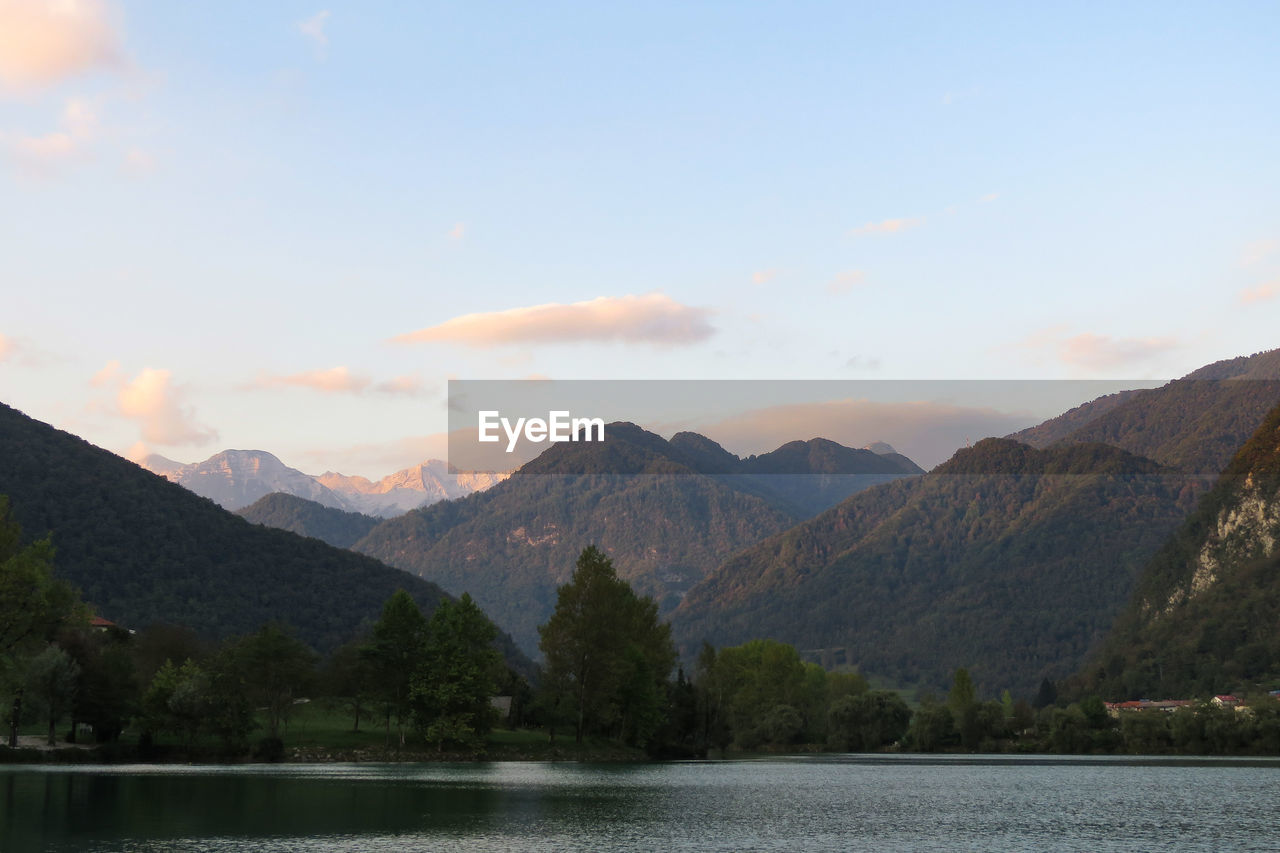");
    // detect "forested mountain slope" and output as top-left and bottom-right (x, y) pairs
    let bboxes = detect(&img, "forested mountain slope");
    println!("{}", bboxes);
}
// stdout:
(0, 402), (528, 670)
(674, 440), (1204, 697)
(1078, 400), (1280, 699)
